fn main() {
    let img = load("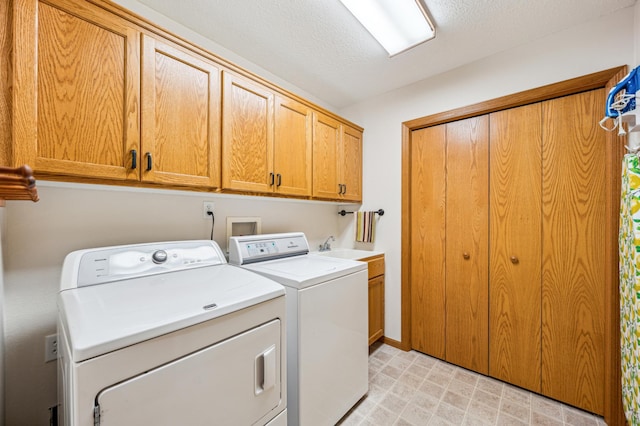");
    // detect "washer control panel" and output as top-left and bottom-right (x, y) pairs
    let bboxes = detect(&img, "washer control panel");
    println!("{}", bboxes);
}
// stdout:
(228, 232), (309, 265)
(66, 241), (226, 288)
